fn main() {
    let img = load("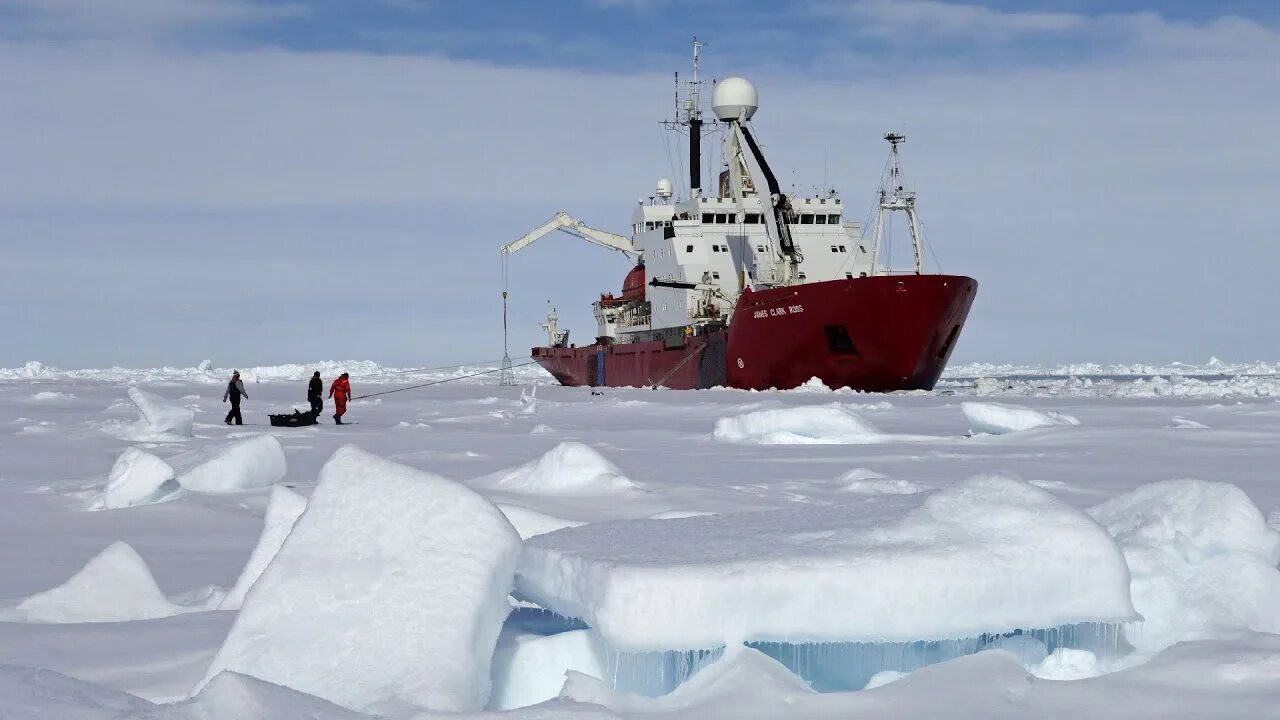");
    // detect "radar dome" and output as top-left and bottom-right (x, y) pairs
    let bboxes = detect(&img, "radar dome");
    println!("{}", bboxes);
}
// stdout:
(712, 77), (758, 122)
(656, 178), (673, 198)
